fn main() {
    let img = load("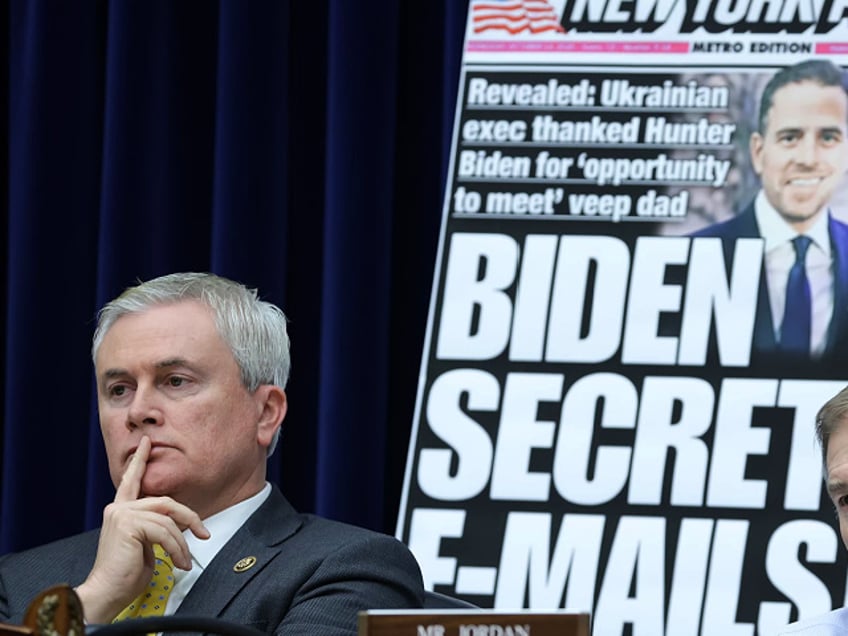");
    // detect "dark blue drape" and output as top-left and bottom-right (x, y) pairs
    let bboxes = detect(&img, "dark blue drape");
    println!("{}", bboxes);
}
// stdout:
(0, 0), (467, 555)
